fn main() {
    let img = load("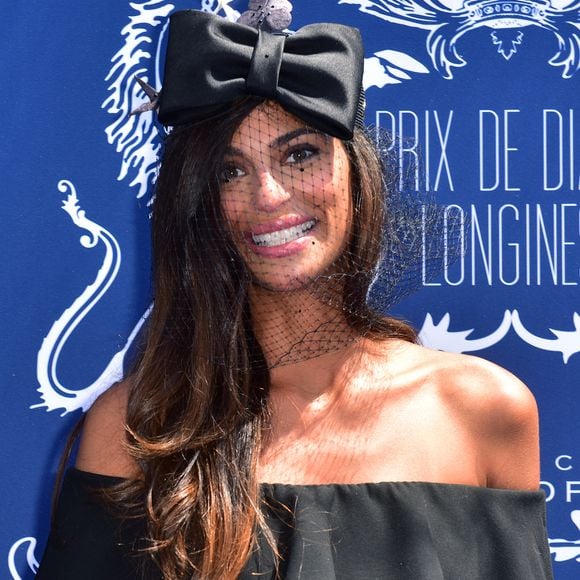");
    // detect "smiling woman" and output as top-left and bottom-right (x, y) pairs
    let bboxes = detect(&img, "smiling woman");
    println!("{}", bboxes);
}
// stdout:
(36, 3), (553, 580)
(220, 102), (352, 290)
